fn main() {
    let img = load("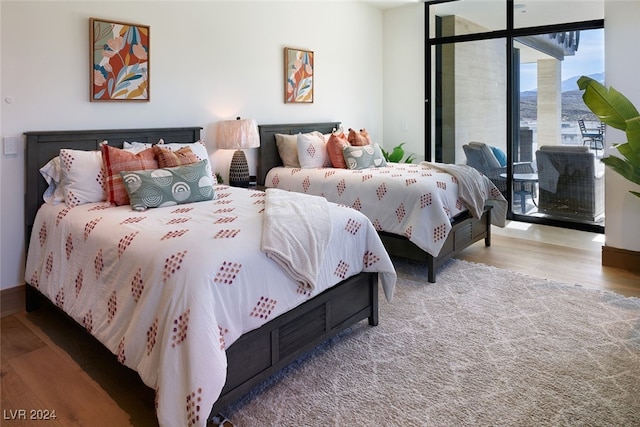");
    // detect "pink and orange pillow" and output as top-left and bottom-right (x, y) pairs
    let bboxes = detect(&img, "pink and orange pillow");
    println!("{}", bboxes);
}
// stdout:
(101, 144), (158, 206)
(326, 131), (350, 168)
